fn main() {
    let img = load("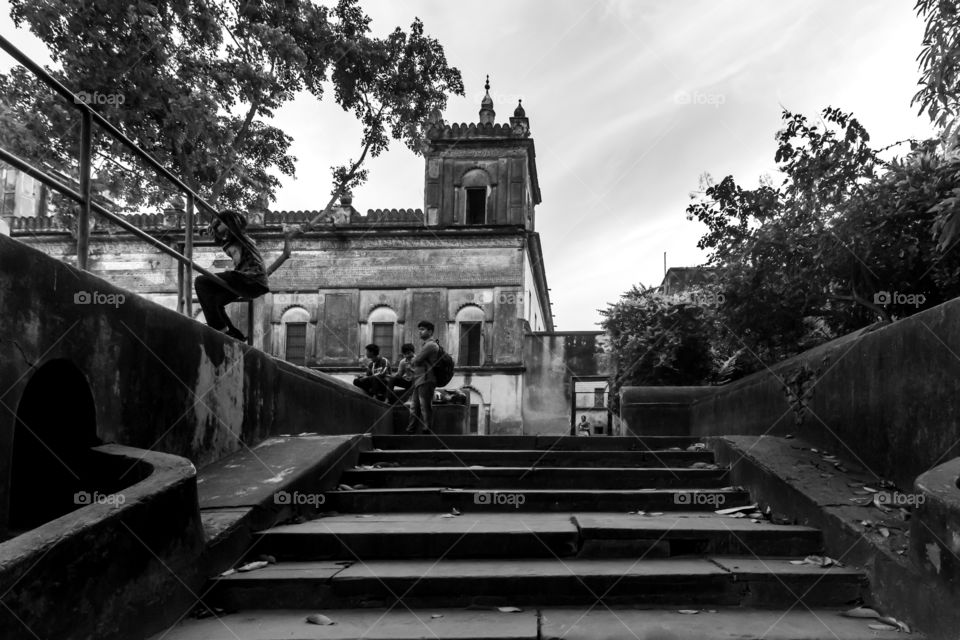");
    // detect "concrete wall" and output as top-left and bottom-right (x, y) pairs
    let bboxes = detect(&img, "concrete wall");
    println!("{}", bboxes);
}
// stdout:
(623, 297), (960, 490)
(522, 332), (612, 435)
(0, 234), (388, 531)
